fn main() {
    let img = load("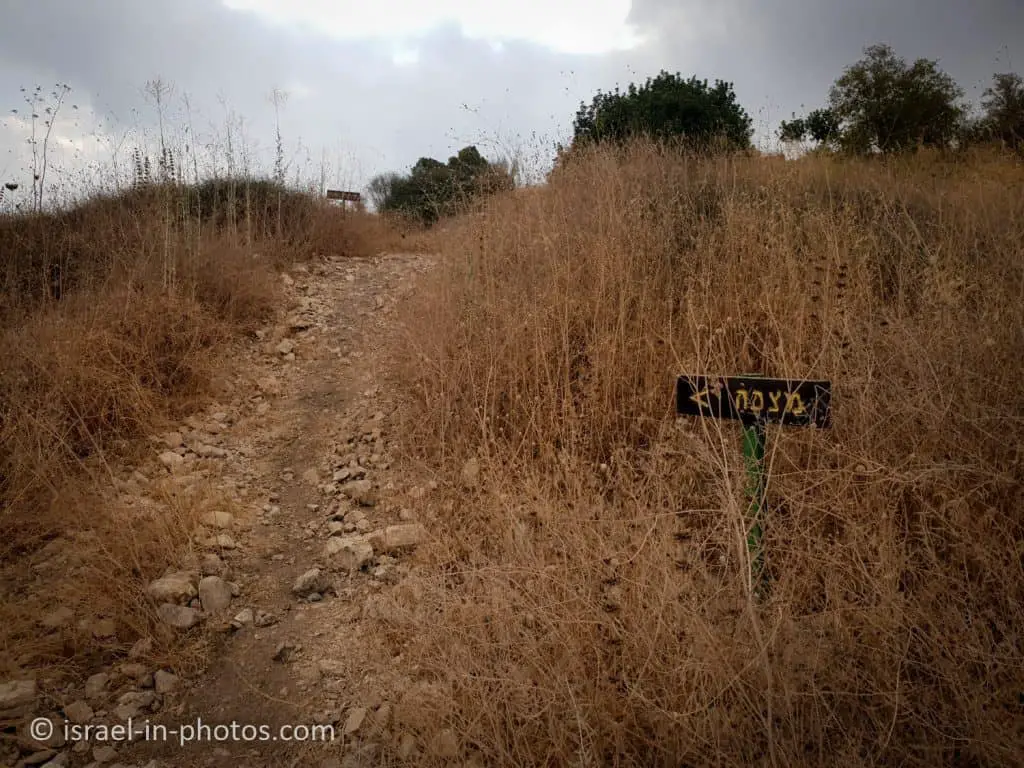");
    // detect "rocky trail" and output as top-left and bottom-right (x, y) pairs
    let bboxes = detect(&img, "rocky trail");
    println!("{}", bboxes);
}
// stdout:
(3, 252), (453, 768)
